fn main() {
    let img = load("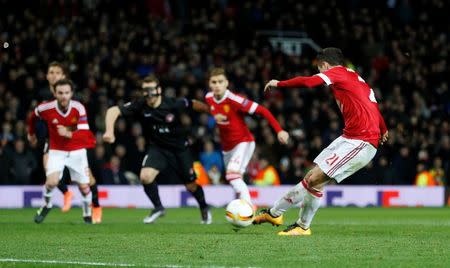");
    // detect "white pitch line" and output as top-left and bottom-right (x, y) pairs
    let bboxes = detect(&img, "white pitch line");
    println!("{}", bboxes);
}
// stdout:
(0, 258), (138, 267)
(0, 258), (261, 268)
